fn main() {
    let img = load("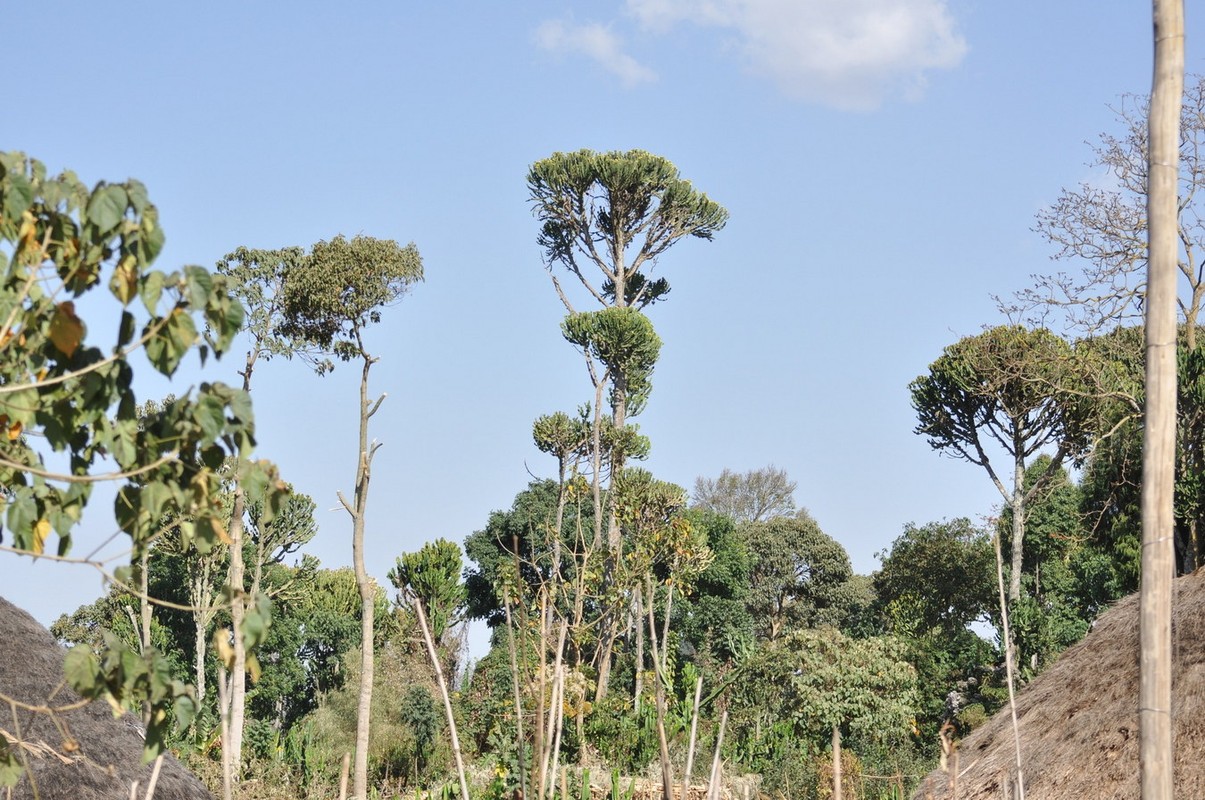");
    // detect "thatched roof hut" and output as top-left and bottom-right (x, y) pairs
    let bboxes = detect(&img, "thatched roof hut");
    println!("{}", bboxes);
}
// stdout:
(0, 596), (212, 799)
(914, 570), (1205, 799)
